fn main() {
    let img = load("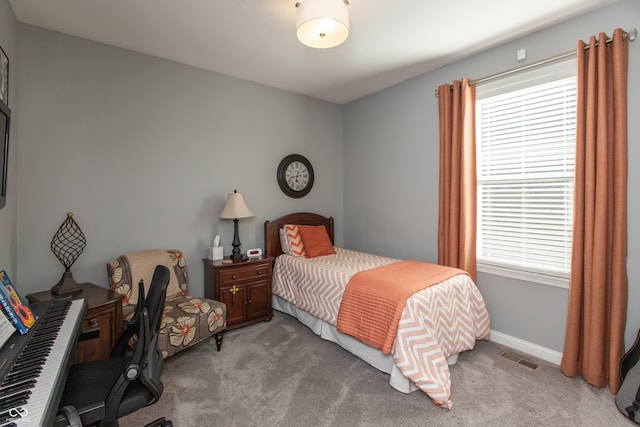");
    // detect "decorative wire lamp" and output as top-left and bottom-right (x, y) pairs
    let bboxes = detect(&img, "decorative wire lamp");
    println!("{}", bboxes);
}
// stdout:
(50, 212), (87, 295)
